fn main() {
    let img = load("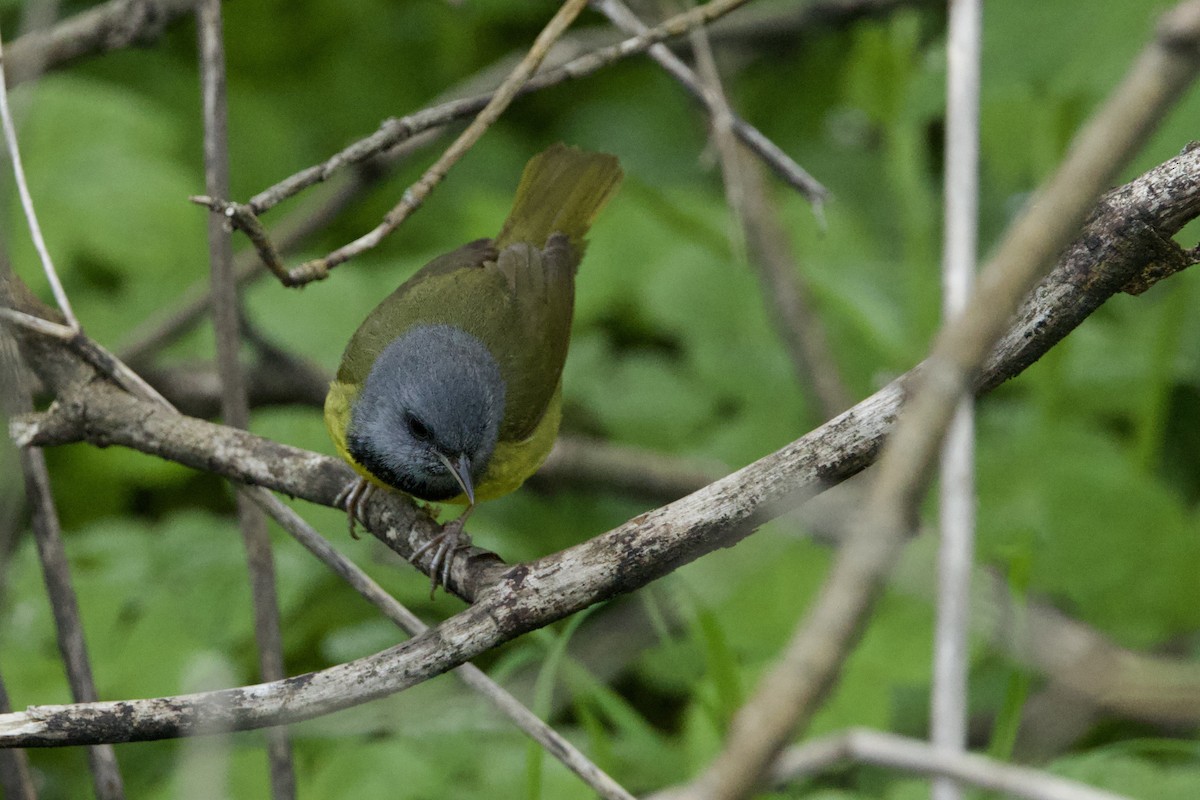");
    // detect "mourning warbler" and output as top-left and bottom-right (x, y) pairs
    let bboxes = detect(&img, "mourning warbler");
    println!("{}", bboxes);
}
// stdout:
(324, 143), (622, 586)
